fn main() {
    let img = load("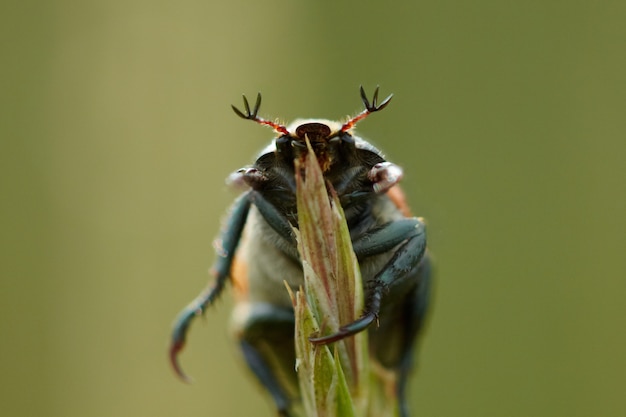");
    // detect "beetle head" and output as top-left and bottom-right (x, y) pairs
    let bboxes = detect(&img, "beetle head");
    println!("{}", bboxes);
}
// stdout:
(295, 122), (332, 142)
(231, 86), (392, 171)
(285, 119), (344, 171)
